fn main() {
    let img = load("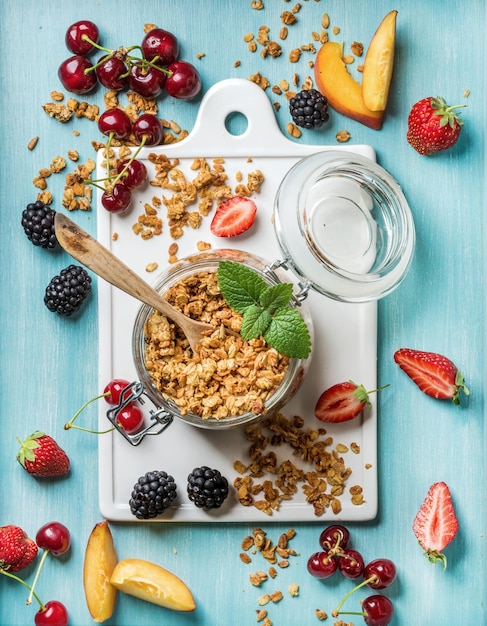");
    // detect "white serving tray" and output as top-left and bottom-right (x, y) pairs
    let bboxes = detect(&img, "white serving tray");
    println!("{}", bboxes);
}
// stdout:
(97, 78), (378, 522)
